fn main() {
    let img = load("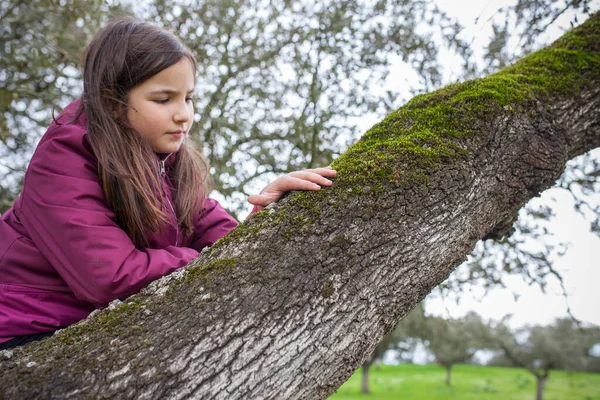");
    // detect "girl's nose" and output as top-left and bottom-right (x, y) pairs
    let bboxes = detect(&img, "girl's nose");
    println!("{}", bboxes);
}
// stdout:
(174, 102), (191, 123)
